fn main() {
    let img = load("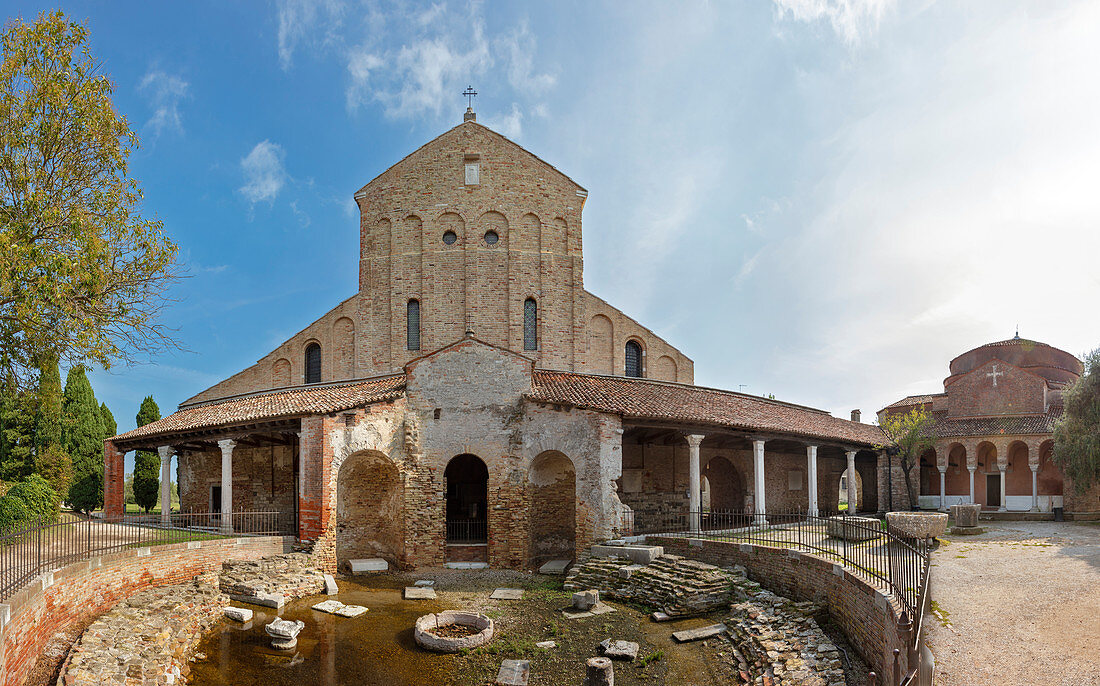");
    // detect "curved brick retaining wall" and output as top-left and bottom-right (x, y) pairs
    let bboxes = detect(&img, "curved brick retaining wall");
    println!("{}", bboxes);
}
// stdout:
(647, 536), (913, 680)
(0, 535), (293, 686)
